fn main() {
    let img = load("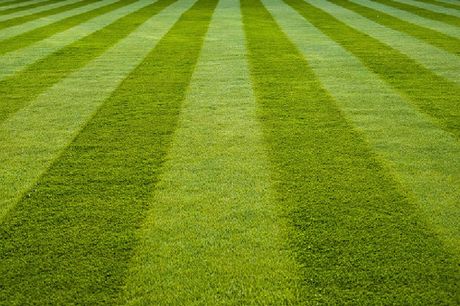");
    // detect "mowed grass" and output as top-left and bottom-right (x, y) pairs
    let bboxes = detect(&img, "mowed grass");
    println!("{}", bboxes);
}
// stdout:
(0, 0), (458, 304)
(0, 0), (175, 123)
(0, 0), (133, 55)
(241, 0), (458, 303)
(332, 0), (460, 54)
(373, 0), (460, 26)
(285, 0), (459, 138)
(0, 0), (215, 304)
